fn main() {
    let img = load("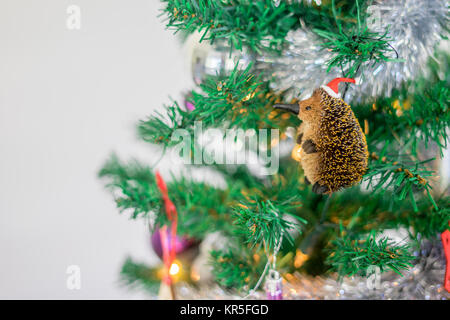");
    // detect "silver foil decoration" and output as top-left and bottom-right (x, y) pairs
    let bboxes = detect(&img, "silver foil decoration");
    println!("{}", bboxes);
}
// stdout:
(162, 238), (449, 300)
(345, 0), (449, 102)
(256, 27), (341, 102)
(191, 39), (254, 85)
